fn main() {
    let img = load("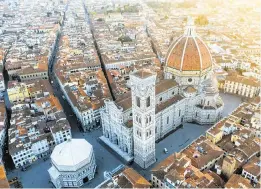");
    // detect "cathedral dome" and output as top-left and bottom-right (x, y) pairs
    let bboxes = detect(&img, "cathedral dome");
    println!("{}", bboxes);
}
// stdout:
(165, 18), (212, 73)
